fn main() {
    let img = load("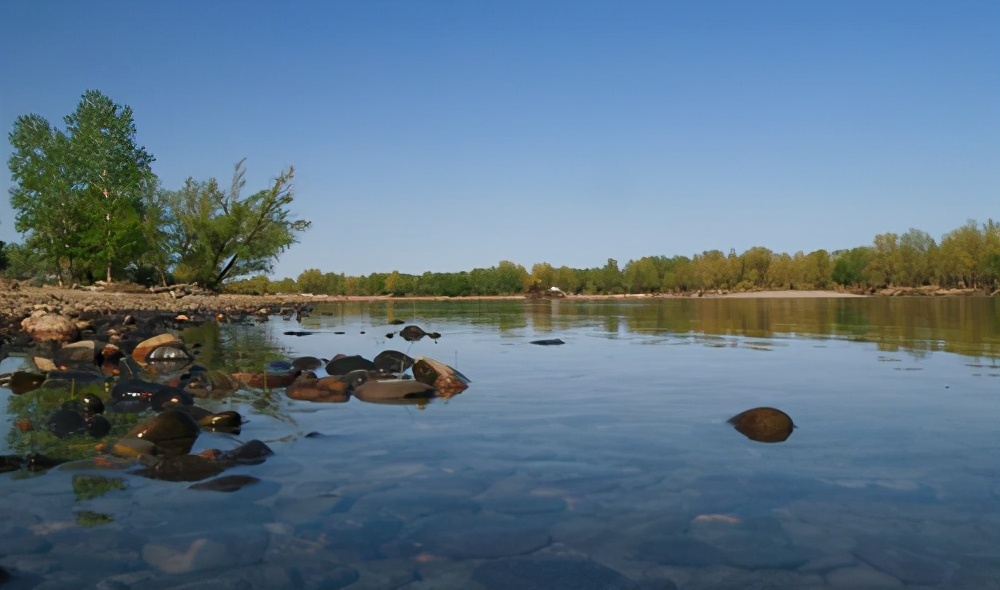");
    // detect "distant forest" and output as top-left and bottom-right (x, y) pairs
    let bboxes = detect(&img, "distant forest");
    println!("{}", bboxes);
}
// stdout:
(220, 219), (999, 297)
